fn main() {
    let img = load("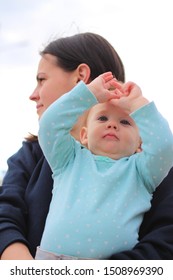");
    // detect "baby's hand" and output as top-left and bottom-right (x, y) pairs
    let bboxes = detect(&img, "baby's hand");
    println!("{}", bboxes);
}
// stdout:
(87, 72), (122, 103)
(110, 81), (149, 113)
